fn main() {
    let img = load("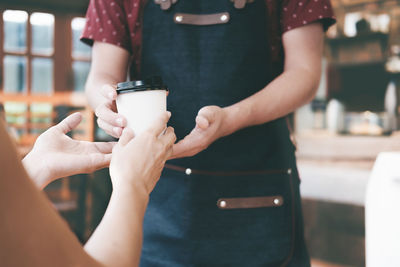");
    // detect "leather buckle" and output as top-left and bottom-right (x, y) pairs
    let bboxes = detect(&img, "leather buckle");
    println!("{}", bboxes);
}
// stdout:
(230, 0), (255, 9)
(154, 0), (178, 10)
